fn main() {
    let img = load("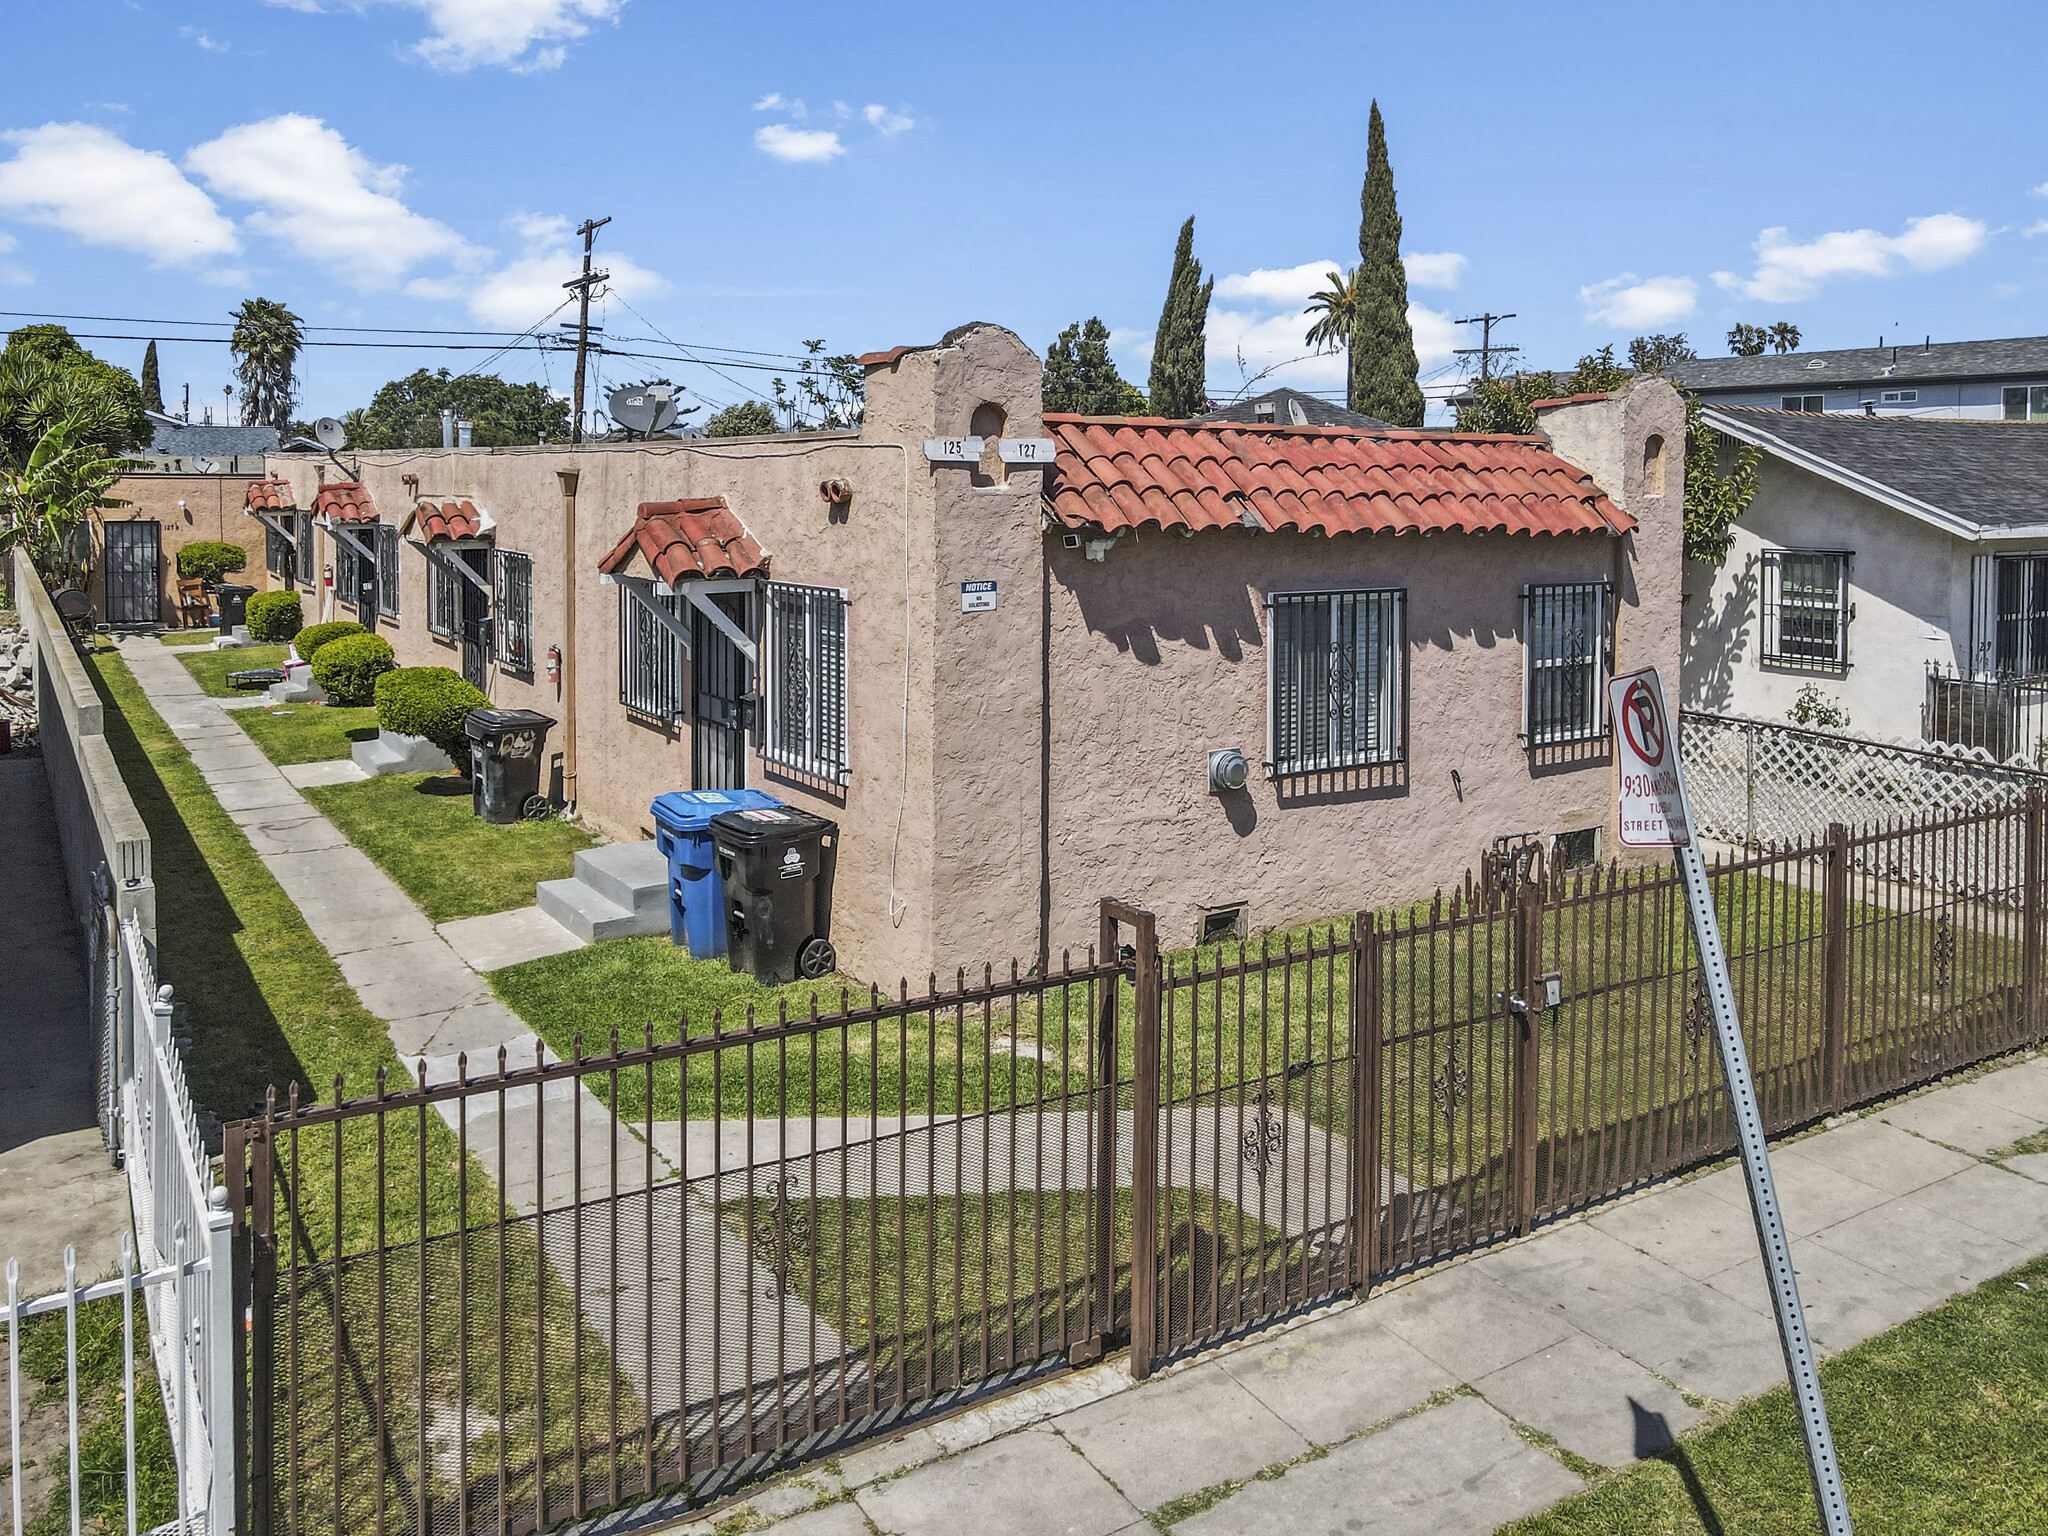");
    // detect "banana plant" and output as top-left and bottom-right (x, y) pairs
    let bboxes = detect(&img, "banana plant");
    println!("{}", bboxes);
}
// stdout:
(0, 413), (149, 588)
